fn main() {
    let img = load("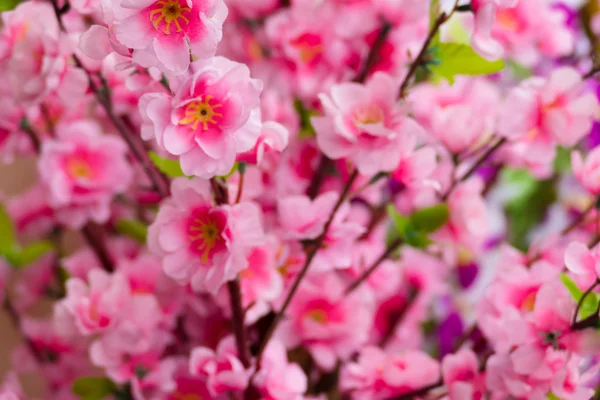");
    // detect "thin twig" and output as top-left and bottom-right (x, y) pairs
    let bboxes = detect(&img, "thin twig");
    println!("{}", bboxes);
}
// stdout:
(227, 279), (251, 367)
(81, 224), (114, 272)
(379, 287), (418, 347)
(562, 201), (595, 236)
(442, 137), (507, 201)
(255, 170), (359, 364)
(354, 21), (392, 84)
(583, 65), (600, 80)
(235, 171), (245, 204)
(306, 156), (333, 199)
(19, 118), (41, 153)
(571, 279), (600, 327)
(345, 237), (403, 294)
(398, 1), (459, 99)
(50, 0), (170, 198)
